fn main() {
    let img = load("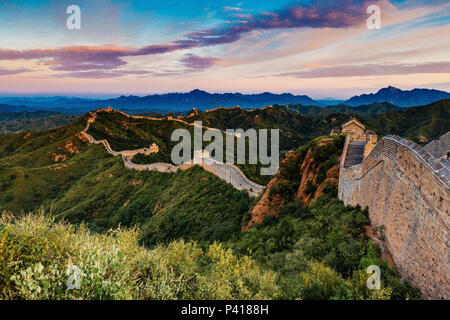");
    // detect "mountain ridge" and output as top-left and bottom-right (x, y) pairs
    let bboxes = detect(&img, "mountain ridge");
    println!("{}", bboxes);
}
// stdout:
(1, 86), (449, 112)
(0, 90), (322, 113)
(345, 86), (450, 107)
